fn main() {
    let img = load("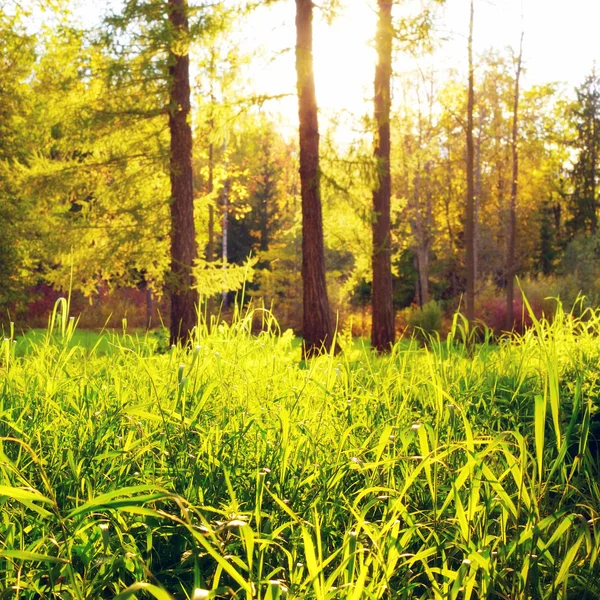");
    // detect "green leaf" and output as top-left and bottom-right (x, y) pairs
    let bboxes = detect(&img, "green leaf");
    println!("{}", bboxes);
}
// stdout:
(114, 582), (173, 600)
